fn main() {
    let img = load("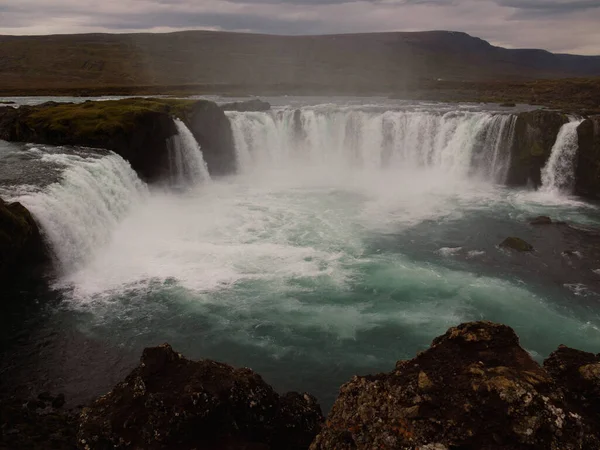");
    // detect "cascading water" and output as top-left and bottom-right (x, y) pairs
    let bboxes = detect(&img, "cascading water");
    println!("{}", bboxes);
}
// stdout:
(3, 100), (600, 414)
(541, 119), (584, 194)
(15, 151), (148, 274)
(166, 118), (211, 187)
(227, 108), (517, 184)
